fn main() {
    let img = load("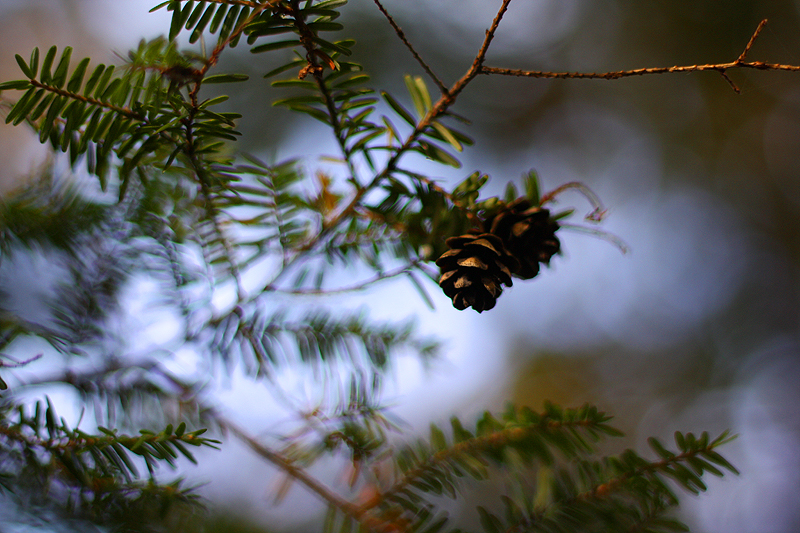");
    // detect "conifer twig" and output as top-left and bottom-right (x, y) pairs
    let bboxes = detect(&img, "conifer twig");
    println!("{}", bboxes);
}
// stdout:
(480, 19), (789, 94)
(26, 79), (145, 120)
(227, 0), (515, 302)
(356, 417), (598, 514)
